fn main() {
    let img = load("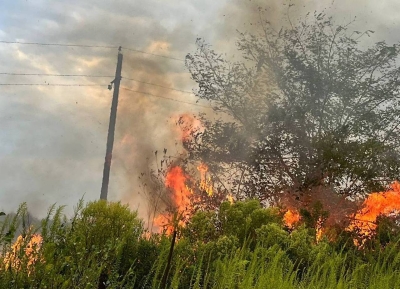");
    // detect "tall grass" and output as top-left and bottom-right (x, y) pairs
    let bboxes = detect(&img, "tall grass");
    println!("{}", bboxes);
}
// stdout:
(1, 200), (400, 288)
(163, 243), (400, 289)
